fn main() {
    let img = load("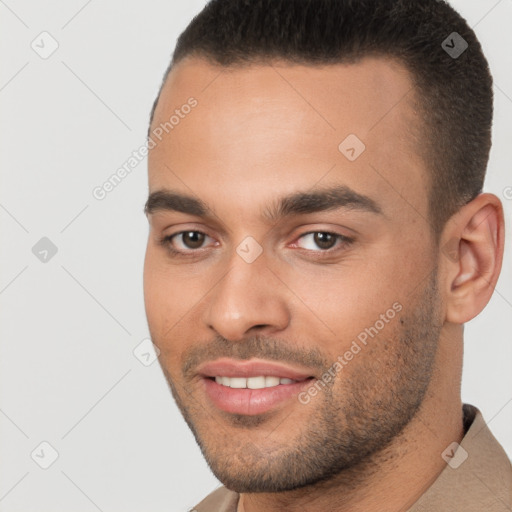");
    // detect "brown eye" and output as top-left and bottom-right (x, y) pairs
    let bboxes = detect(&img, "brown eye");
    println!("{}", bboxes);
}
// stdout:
(313, 232), (337, 250)
(179, 231), (207, 249)
(297, 231), (346, 251)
